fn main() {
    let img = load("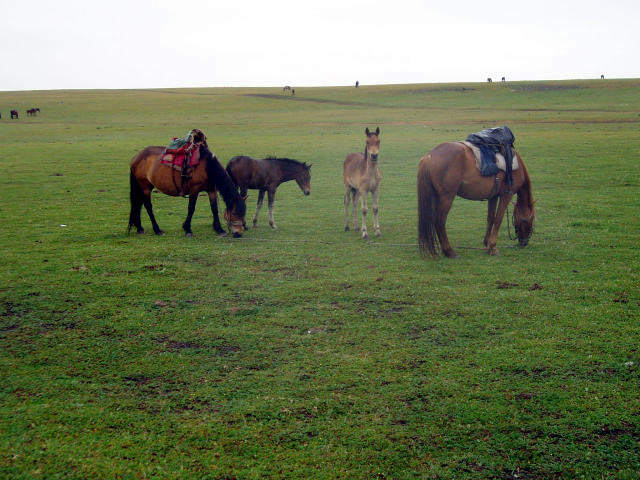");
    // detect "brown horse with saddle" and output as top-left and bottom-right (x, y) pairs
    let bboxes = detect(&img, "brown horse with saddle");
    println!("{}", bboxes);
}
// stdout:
(128, 129), (246, 237)
(418, 126), (535, 257)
